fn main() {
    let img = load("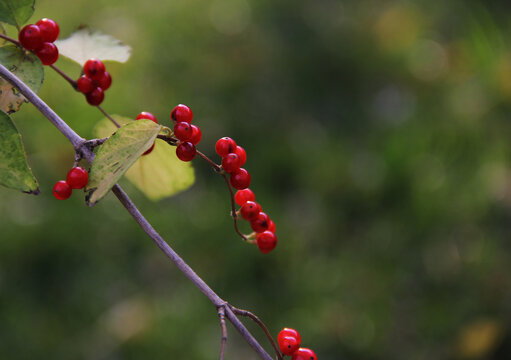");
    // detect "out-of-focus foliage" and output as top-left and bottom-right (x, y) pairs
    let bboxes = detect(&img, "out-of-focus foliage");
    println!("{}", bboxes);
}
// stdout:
(3, 0), (511, 359)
